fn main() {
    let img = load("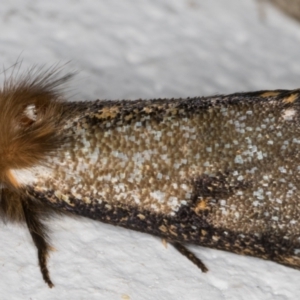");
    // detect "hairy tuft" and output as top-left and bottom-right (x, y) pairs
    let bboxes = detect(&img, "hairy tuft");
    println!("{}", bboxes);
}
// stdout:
(0, 66), (73, 189)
